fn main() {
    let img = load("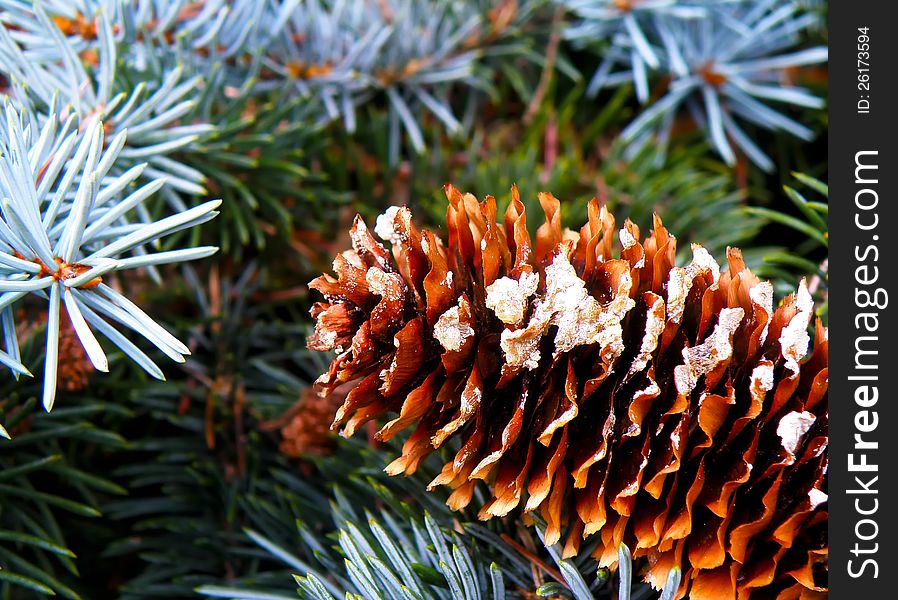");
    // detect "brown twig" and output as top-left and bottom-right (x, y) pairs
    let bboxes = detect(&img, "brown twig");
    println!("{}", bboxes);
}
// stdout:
(523, 7), (564, 126)
(233, 382), (247, 477)
(208, 261), (222, 335)
(499, 532), (565, 585)
(807, 258), (828, 295)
